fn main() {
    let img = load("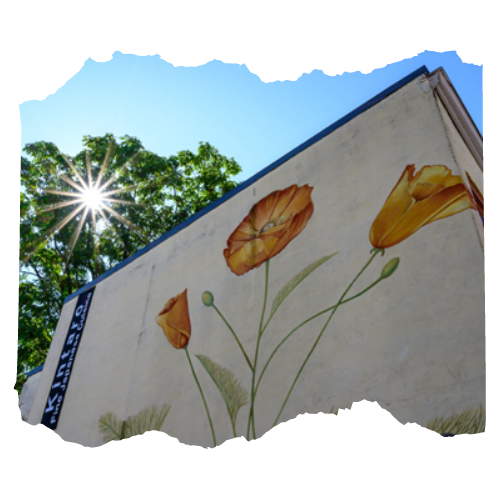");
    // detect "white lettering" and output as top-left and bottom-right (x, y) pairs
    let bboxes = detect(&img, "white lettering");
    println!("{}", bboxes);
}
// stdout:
(45, 393), (58, 413)
(56, 364), (66, 378)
